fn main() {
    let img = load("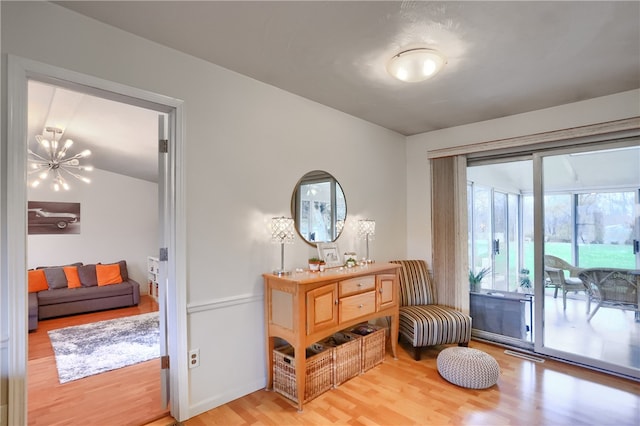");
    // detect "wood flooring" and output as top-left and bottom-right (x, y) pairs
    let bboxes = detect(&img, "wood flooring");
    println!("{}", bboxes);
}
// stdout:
(28, 295), (168, 426)
(174, 341), (640, 426)
(29, 296), (640, 425)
